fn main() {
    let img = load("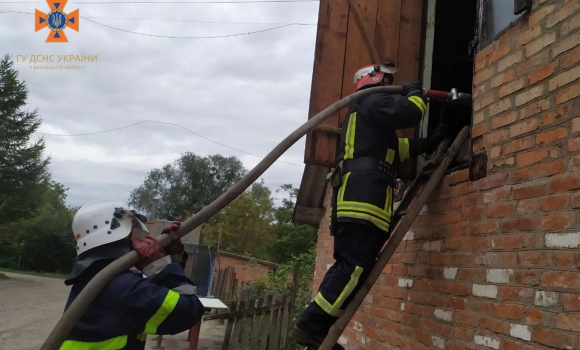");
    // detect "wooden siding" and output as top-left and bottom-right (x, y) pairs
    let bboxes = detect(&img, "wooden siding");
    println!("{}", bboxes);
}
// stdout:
(304, 0), (426, 170)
